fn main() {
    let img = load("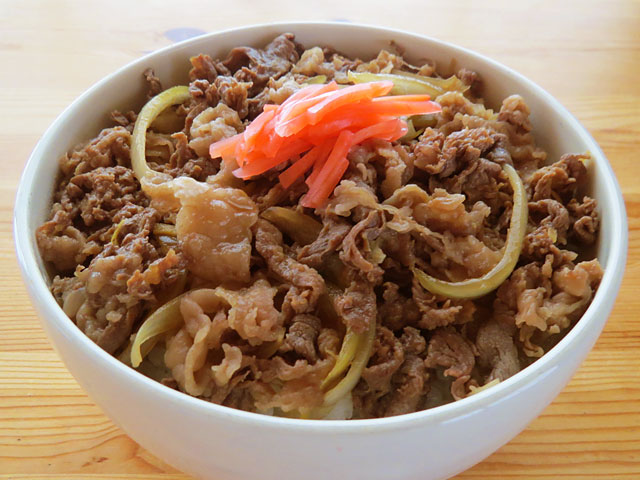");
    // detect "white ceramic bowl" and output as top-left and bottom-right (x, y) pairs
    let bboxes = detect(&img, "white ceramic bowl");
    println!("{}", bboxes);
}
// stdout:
(14, 22), (627, 480)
